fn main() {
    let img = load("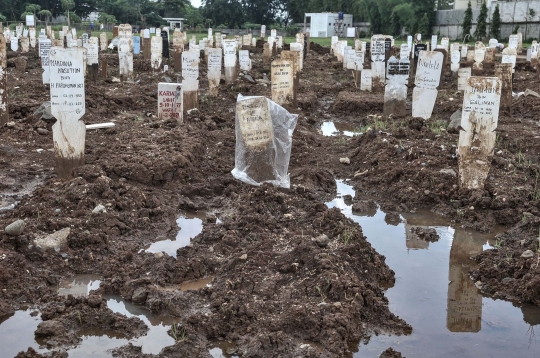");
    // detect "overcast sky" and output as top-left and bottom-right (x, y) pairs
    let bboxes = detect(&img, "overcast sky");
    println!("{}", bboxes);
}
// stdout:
(191, 0), (202, 8)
